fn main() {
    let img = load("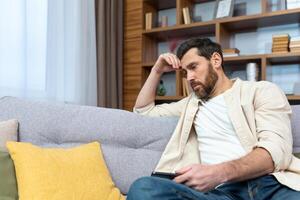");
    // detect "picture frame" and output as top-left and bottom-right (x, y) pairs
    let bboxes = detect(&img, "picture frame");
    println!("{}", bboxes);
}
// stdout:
(286, 0), (300, 10)
(214, 0), (235, 19)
